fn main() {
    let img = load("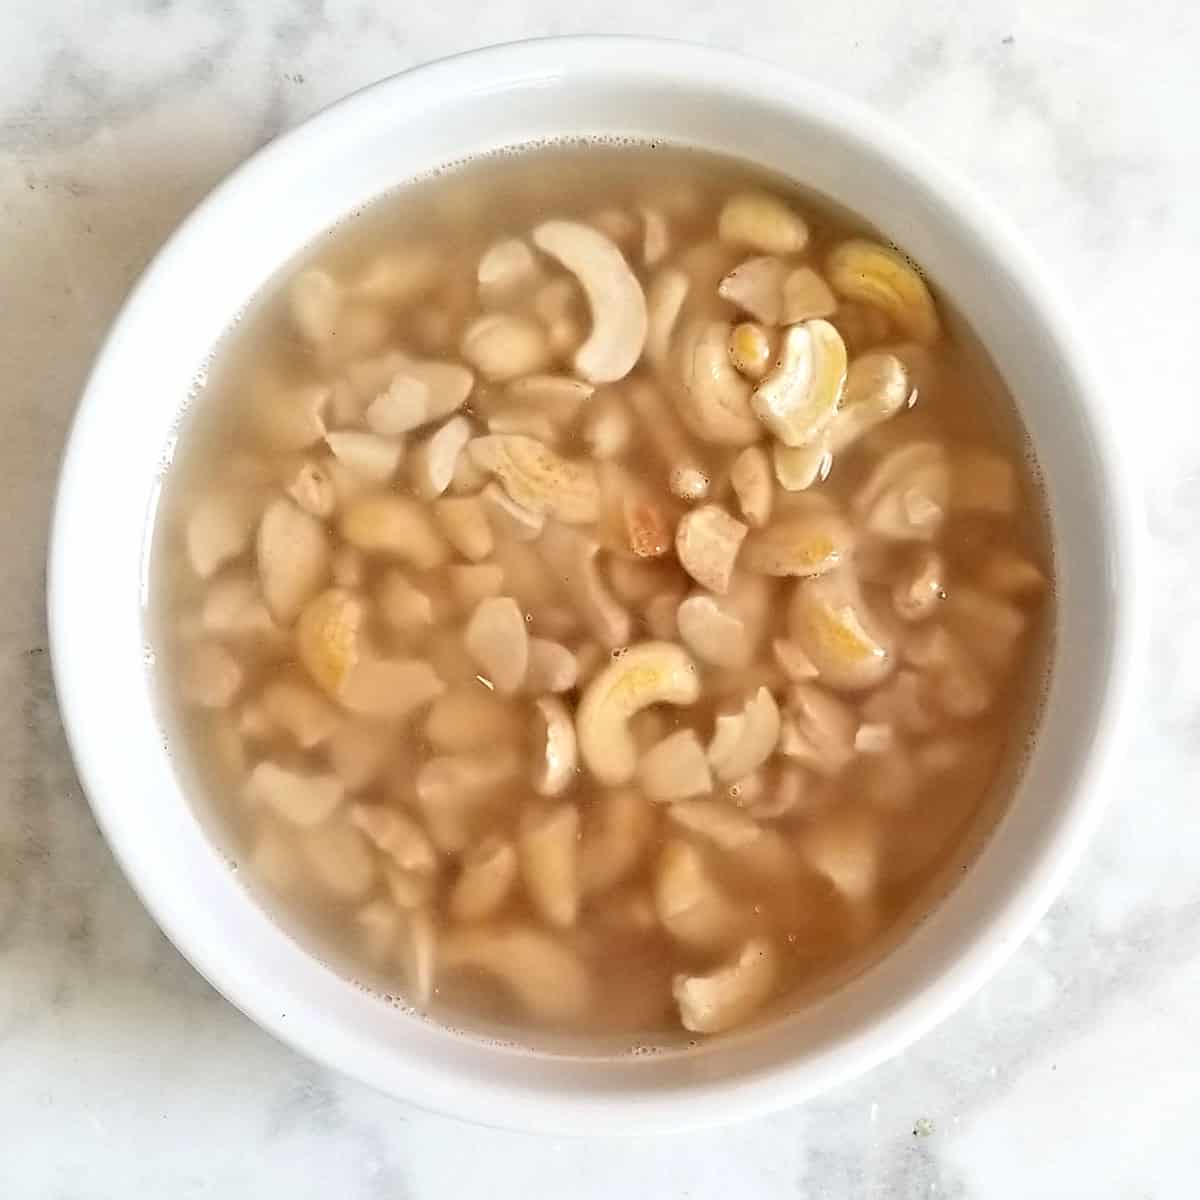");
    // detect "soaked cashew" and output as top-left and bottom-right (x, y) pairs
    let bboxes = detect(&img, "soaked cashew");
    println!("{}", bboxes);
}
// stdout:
(654, 840), (744, 952)
(798, 809), (880, 901)
(526, 638), (578, 694)
(480, 480), (545, 542)
(579, 788), (654, 896)
(340, 494), (449, 567)
(469, 435), (600, 525)
(532, 696), (578, 796)
(447, 562), (505, 612)
(340, 657), (445, 720)
(788, 572), (894, 691)
(505, 374), (595, 424)
(366, 360), (474, 436)
(295, 588), (363, 697)
(289, 268), (341, 343)
(646, 267), (690, 371)
(673, 938), (777, 1034)
(779, 683), (858, 776)
(977, 549), (1046, 599)
(325, 431), (403, 483)
(187, 491), (255, 579)
(245, 761), (344, 827)
(742, 510), (853, 577)
(773, 439), (832, 492)
(519, 801), (581, 927)
(181, 640), (244, 708)
(261, 678), (337, 748)
(464, 596), (529, 695)
(300, 819), (376, 900)
(409, 415), (472, 501)
(251, 379), (329, 453)
(327, 719), (391, 790)
(892, 547), (946, 621)
(423, 685), (525, 753)
(536, 522), (631, 649)
(399, 909), (437, 1005)
(826, 239), (940, 345)
(641, 206), (670, 267)
(576, 641), (701, 786)
(257, 498), (330, 624)
(461, 313), (551, 382)
(477, 237), (539, 300)
(853, 442), (951, 542)
(728, 322), (773, 381)
(432, 495), (493, 562)
(752, 320), (848, 448)
(675, 504), (748, 594)
(718, 256), (787, 324)
(668, 799), (764, 851)
(827, 351), (912, 454)
(284, 460), (337, 521)
(440, 925), (591, 1023)
(415, 748), (521, 853)
(781, 267), (838, 324)
(730, 446), (774, 528)
(449, 836), (518, 922)
(677, 593), (752, 670)
(772, 637), (819, 683)
(377, 570), (436, 635)
(678, 320), (762, 446)
(582, 391), (634, 460)
(624, 379), (711, 503)
(718, 192), (808, 255)
(532, 219), (648, 383)
(638, 729), (714, 800)
(707, 687), (781, 782)
(349, 804), (437, 876)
